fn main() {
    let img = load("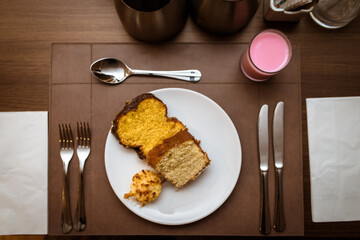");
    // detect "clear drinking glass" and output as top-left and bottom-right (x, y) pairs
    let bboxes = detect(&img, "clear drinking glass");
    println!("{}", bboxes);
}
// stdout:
(240, 29), (292, 82)
(310, 0), (360, 29)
